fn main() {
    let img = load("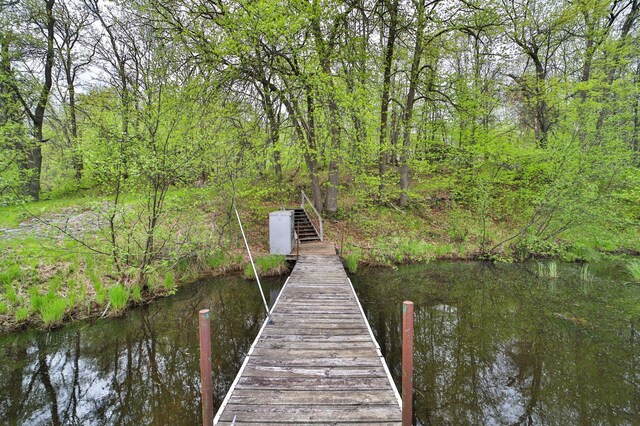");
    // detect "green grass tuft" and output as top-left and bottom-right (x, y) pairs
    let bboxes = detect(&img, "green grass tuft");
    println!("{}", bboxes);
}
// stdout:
(206, 251), (227, 269)
(108, 285), (130, 311)
(0, 265), (21, 285)
(15, 307), (29, 321)
(627, 260), (640, 283)
(132, 285), (142, 301)
(4, 285), (18, 305)
(344, 253), (360, 274)
(0, 301), (7, 314)
(95, 284), (107, 305)
(244, 255), (287, 279)
(39, 296), (67, 325)
(164, 271), (176, 290)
